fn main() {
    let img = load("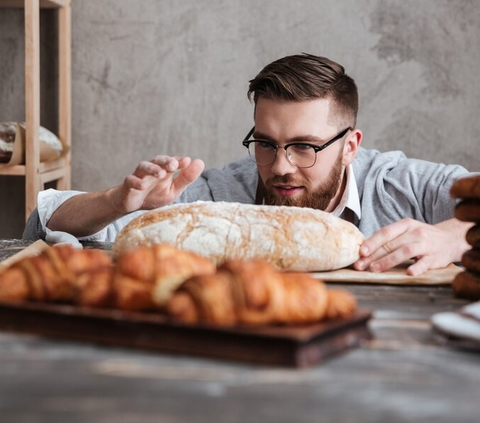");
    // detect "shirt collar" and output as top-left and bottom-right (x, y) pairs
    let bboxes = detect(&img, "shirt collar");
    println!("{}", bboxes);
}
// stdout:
(331, 164), (361, 221)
